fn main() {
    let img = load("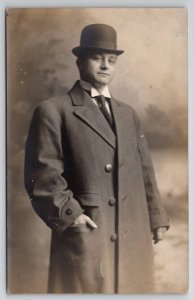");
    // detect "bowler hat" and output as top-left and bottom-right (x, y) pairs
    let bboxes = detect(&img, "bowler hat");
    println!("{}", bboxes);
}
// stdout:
(72, 24), (124, 57)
